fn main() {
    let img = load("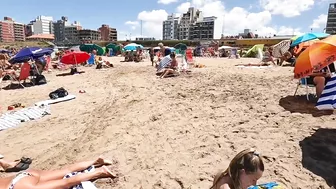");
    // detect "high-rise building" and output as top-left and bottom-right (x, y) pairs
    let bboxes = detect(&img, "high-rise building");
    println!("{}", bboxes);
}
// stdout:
(189, 16), (216, 40)
(98, 24), (117, 41)
(0, 17), (25, 42)
(326, 3), (336, 34)
(162, 14), (179, 40)
(28, 15), (54, 35)
(178, 7), (203, 40)
(53, 16), (82, 44)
